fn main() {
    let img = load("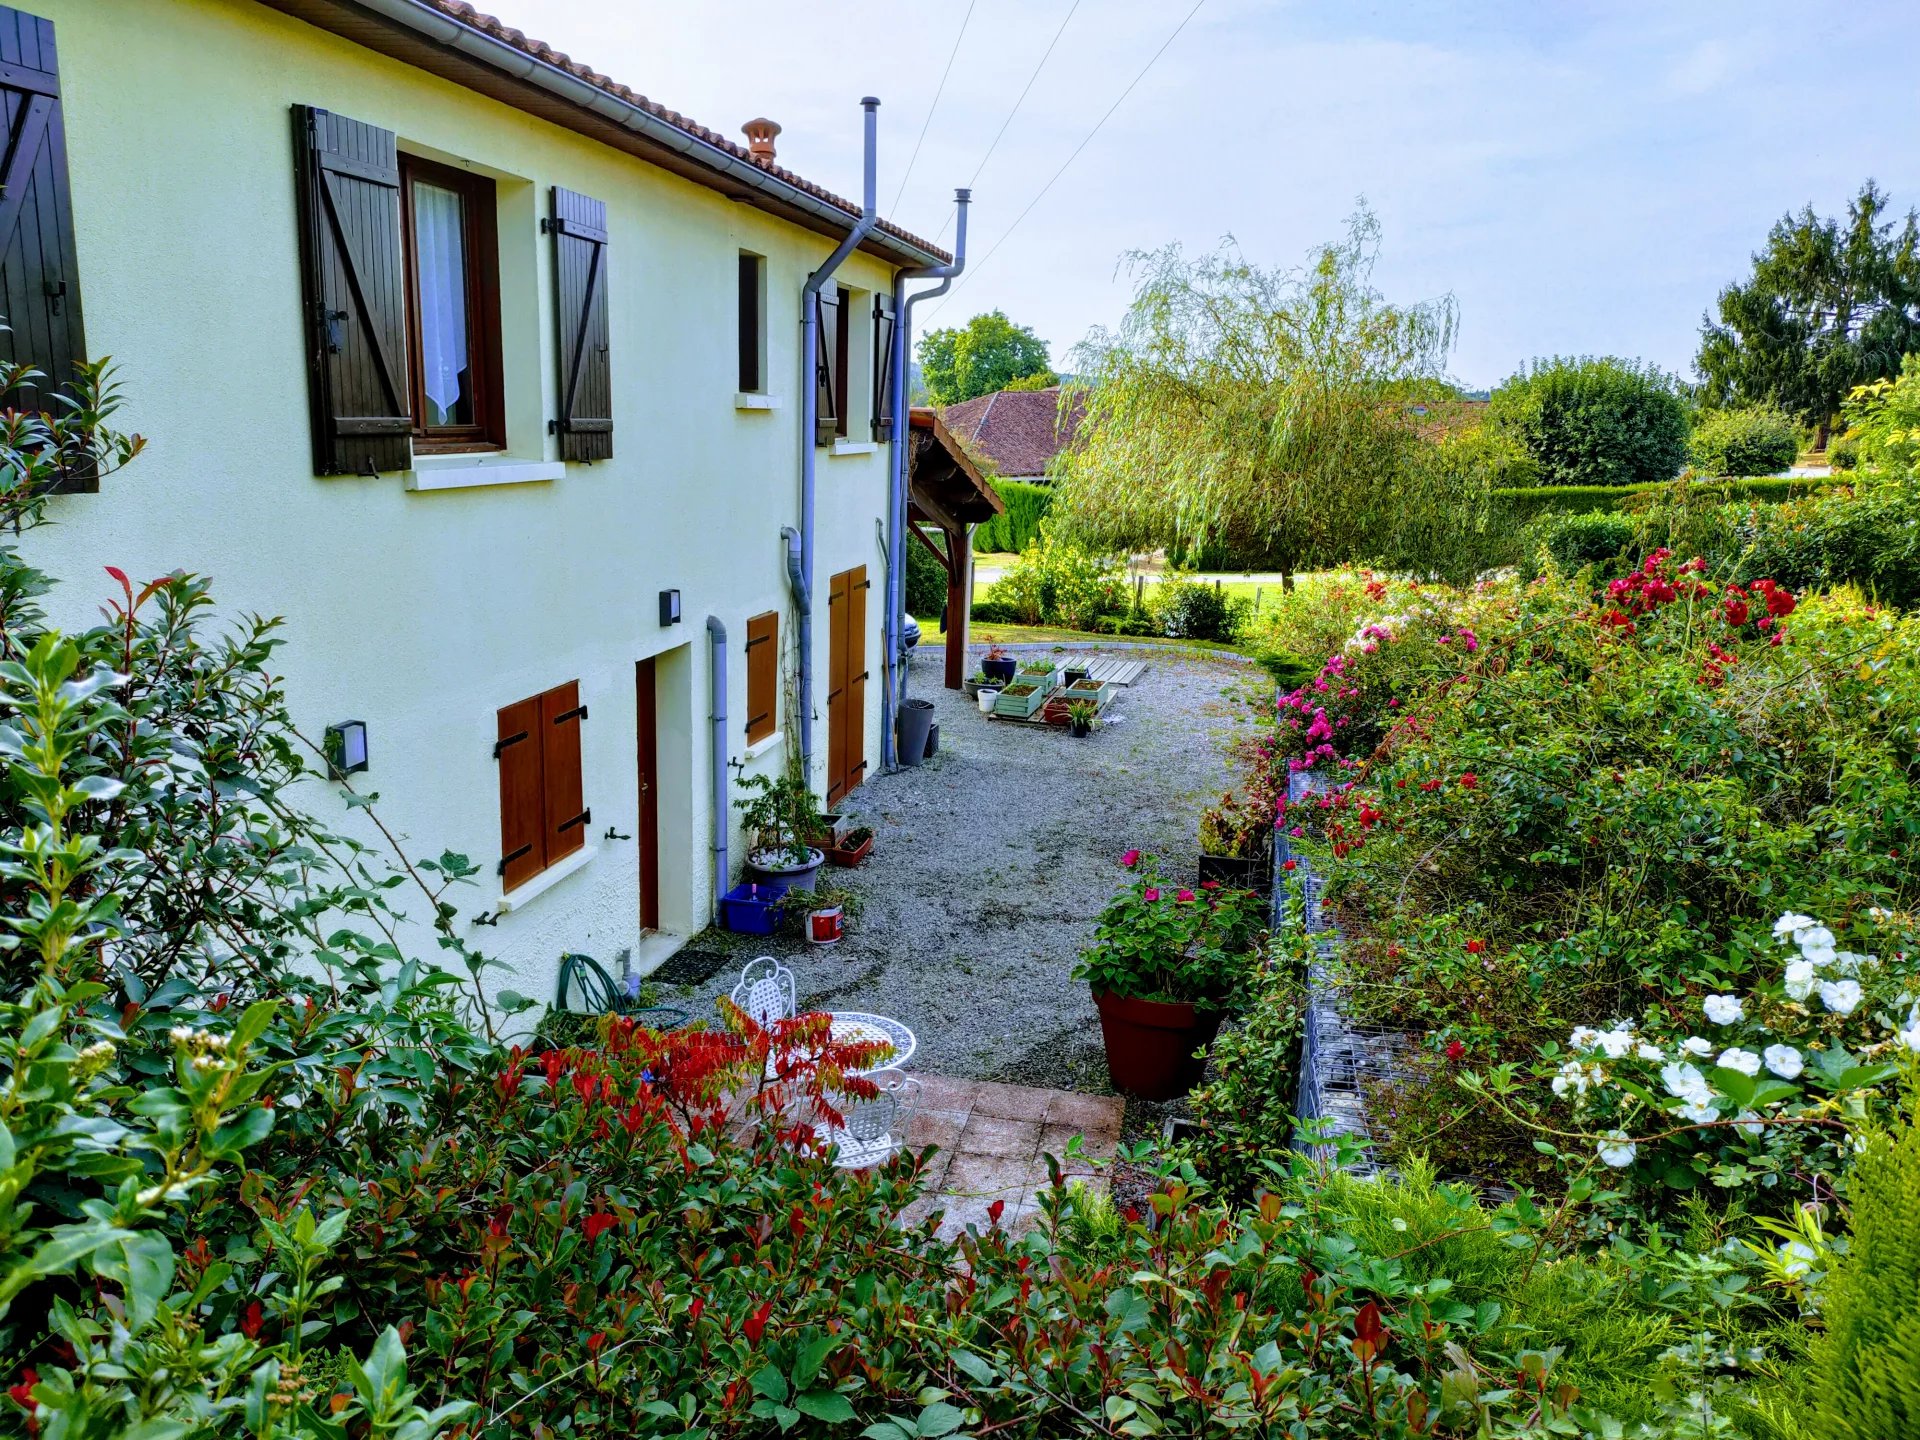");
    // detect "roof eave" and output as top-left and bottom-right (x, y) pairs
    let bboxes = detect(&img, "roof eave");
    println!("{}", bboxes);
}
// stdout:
(256, 0), (952, 270)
